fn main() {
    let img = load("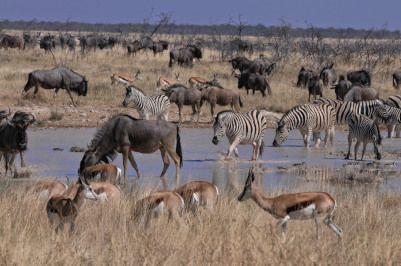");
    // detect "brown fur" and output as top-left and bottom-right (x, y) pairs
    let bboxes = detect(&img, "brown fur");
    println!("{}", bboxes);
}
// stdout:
(175, 181), (218, 213)
(30, 180), (68, 199)
(89, 182), (121, 202)
(82, 163), (120, 184)
(200, 86), (243, 118)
